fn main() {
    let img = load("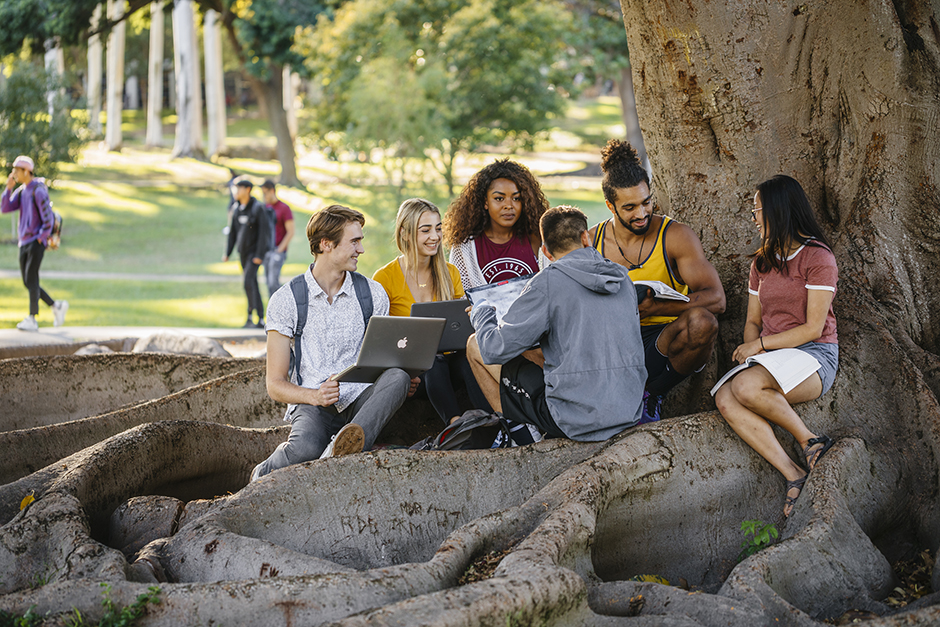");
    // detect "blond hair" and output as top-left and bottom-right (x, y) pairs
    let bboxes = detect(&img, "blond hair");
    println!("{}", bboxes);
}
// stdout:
(396, 198), (454, 302)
